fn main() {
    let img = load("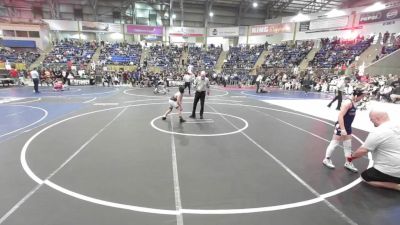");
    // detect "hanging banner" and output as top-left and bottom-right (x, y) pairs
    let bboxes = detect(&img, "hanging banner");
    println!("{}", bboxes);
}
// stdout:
(359, 6), (400, 24)
(249, 23), (293, 36)
(80, 21), (122, 32)
(208, 27), (239, 37)
(43, 19), (79, 31)
(126, 25), (163, 35)
(168, 27), (205, 37)
(310, 16), (349, 30)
